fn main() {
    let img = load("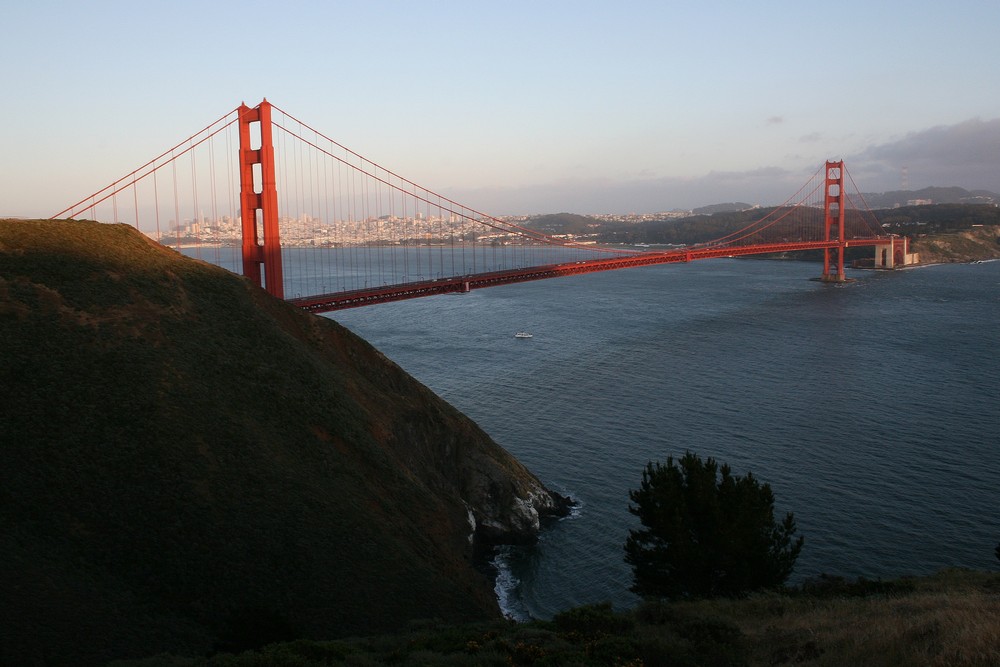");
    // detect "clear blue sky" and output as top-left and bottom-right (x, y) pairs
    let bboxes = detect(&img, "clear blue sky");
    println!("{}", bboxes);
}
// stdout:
(3, 0), (999, 217)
